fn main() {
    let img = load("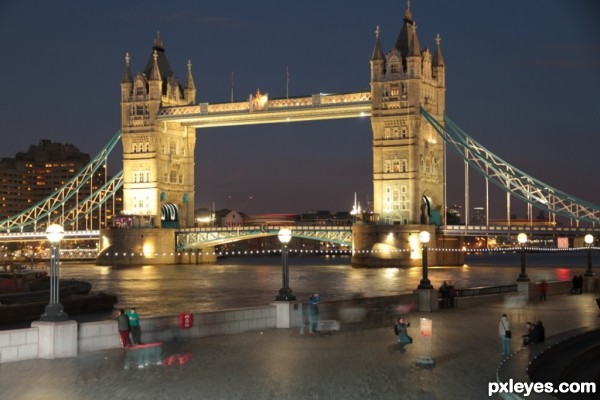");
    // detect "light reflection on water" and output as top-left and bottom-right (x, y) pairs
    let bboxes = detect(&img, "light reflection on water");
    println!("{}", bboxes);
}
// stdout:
(57, 252), (590, 318)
